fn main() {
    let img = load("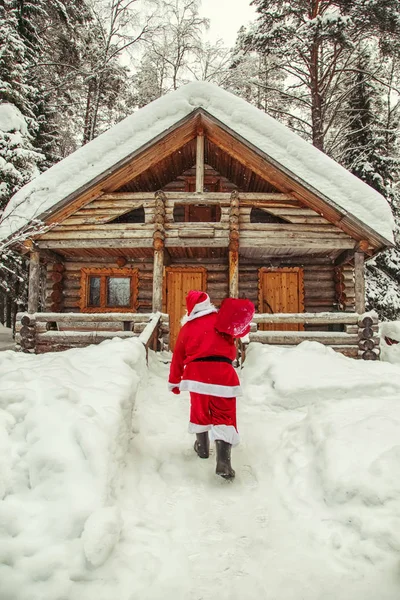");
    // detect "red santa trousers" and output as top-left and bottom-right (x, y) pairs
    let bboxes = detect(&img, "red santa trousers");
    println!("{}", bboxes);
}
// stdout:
(189, 392), (239, 446)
